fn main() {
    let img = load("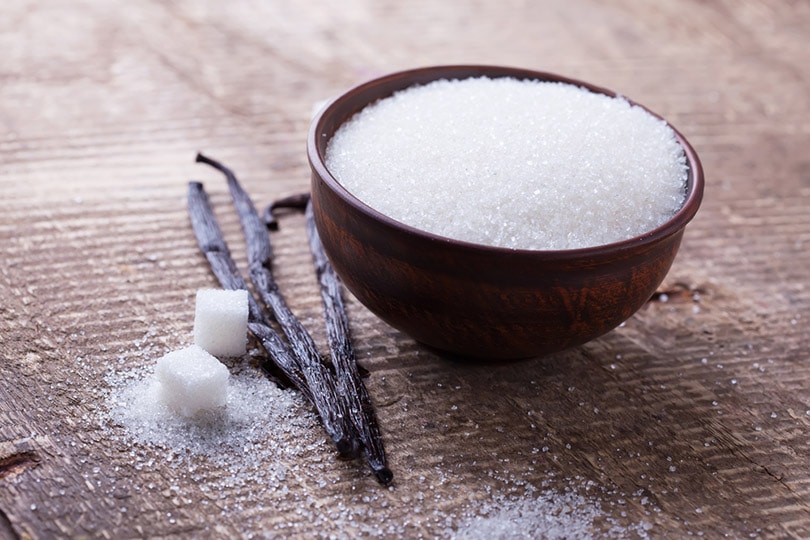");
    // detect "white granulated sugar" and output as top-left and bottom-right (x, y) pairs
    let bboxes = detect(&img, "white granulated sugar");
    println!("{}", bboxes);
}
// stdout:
(326, 77), (688, 250)
(155, 345), (230, 417)
(100, 331), (655, 536)
(194, 289), (249, 357)
(107, 360), (310, 464)
(452, 486), (652, 539)
(103, 354), (333, 531)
